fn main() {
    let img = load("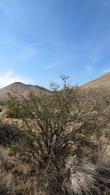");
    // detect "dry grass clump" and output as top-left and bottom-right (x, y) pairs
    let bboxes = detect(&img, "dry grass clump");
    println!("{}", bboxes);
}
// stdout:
(64, 160), (110, 195)
(63, 134), (110, 195)
(64, 160), (99, 195)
